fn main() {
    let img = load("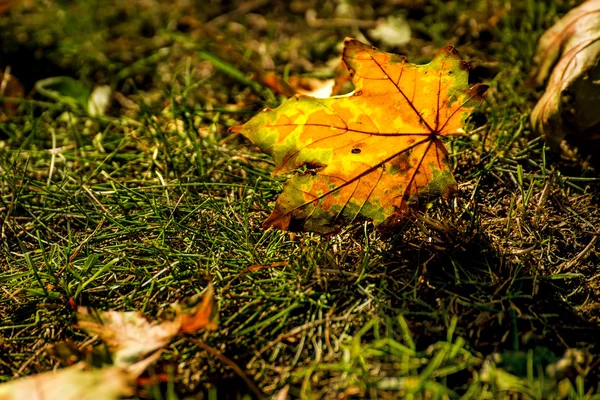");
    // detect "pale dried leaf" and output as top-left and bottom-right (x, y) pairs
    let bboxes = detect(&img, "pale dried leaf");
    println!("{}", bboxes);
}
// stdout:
(77, 308), (181, 366)
(531, 0), (600, 148)
(533, 0), (600, 85)
(0, 363), (135, 400)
